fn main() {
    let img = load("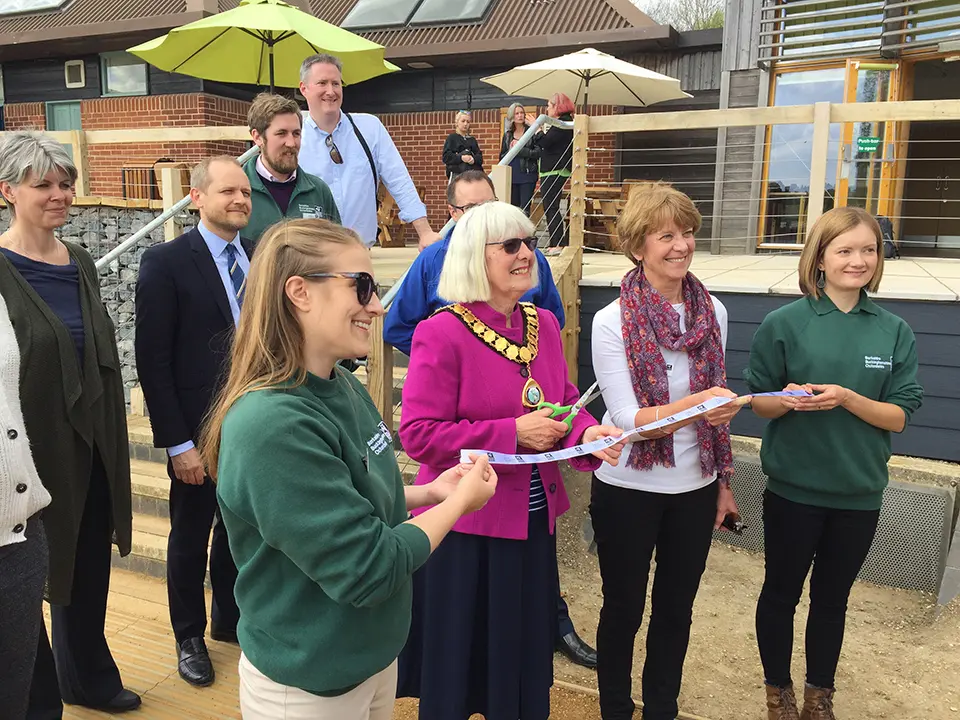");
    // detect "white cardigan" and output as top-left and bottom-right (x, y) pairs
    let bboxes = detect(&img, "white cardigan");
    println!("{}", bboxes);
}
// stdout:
(0, 291), (51, 547)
